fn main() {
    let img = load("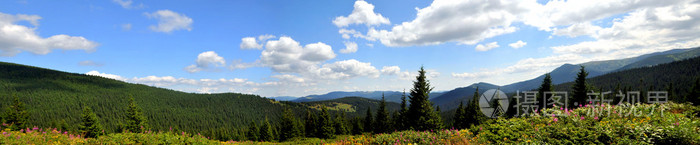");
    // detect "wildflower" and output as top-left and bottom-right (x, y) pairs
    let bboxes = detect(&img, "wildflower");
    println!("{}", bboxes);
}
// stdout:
(594, 116), (598, 120)
(581, 117), (585, 120)
(553, 118), (558, 122)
